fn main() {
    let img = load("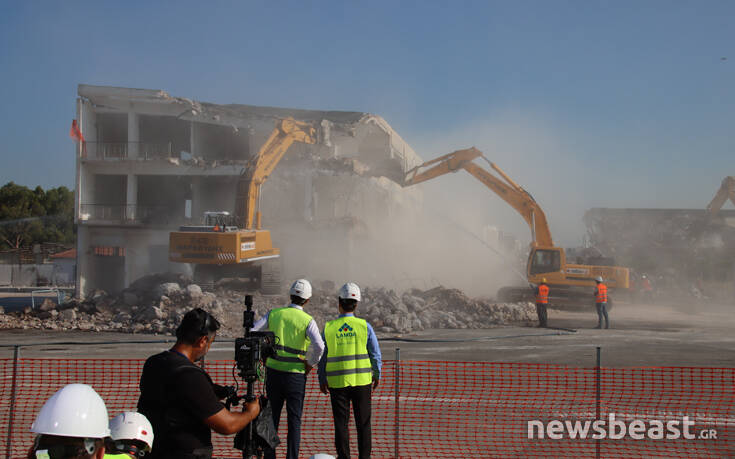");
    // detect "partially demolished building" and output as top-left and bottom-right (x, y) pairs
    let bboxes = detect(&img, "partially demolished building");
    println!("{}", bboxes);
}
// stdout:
(74, 85), (422, 296)
(584, 207), (735, 298)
